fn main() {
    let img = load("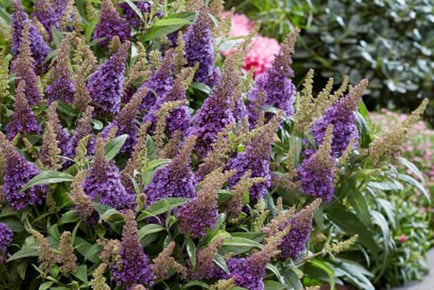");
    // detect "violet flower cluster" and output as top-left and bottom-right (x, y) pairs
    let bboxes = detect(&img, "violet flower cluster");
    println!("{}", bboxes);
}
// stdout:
(2, 143), (48, 210)
(0, 223), (13, 265)
(118, 1), (162, 30)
